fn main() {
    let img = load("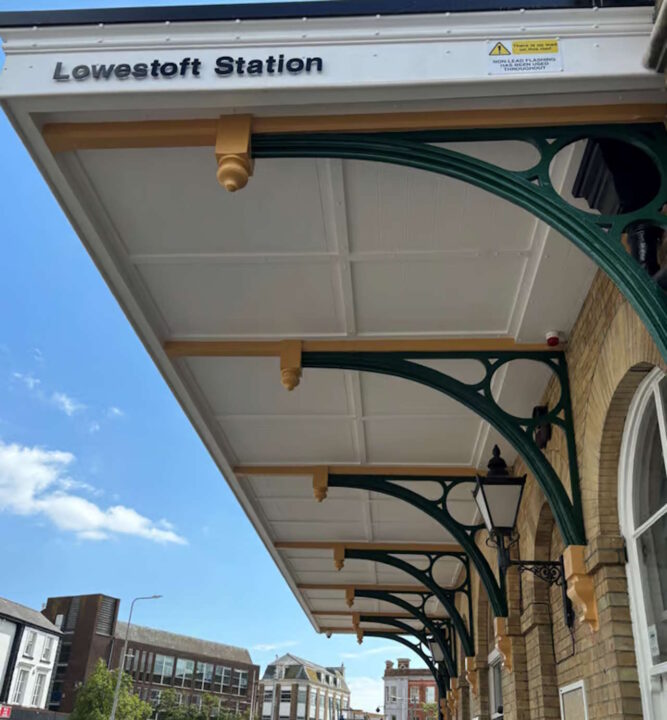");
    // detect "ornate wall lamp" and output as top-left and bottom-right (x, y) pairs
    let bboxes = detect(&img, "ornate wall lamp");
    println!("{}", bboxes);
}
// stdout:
(473, 446), (575, 633)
